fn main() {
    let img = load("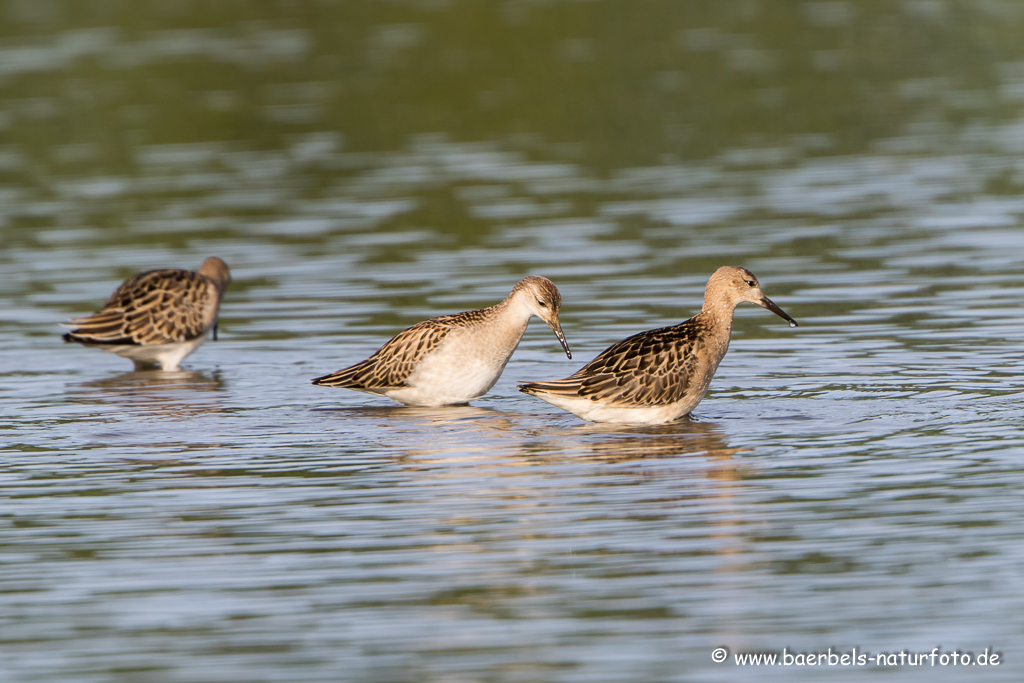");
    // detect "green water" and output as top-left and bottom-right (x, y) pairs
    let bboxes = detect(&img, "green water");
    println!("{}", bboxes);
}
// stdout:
(3, 1), (1024, 681)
